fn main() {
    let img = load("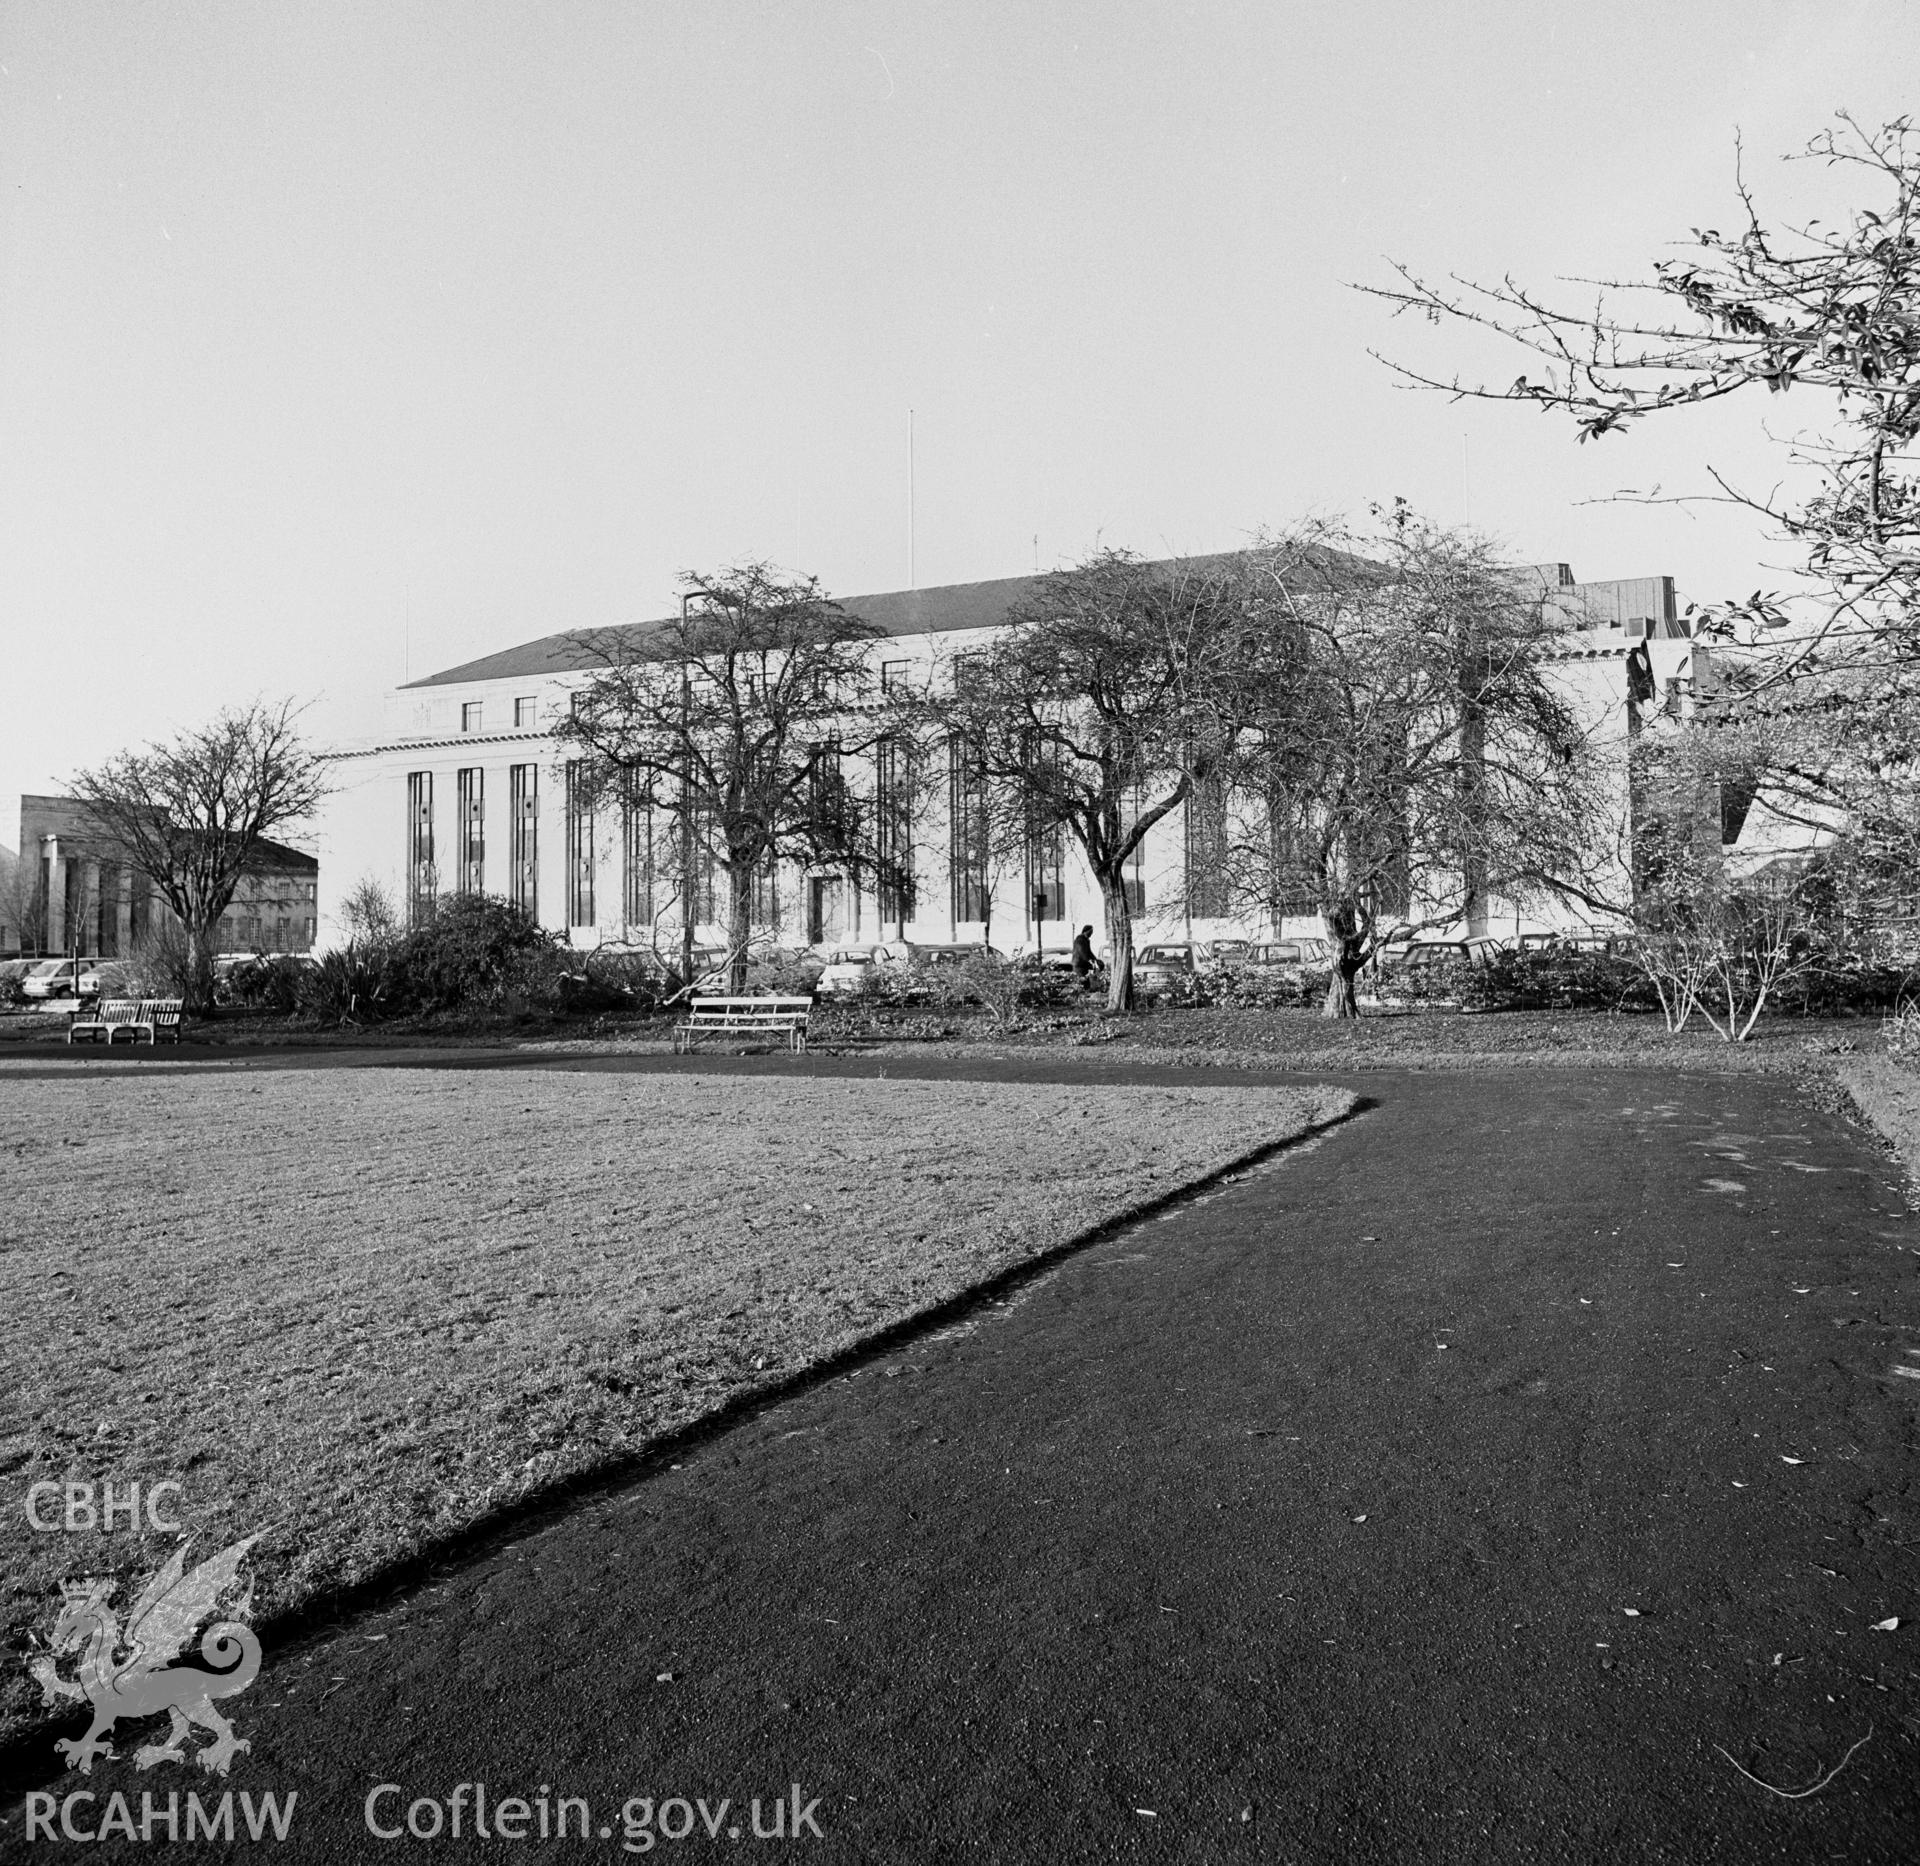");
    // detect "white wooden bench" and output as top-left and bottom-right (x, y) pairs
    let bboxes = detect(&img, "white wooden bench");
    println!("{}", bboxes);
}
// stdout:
(672, 994), (813, 1054)
(138, 998), (185, 1044)
(67, 997), (183, 1046)
(68, 999), (142, 1045)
